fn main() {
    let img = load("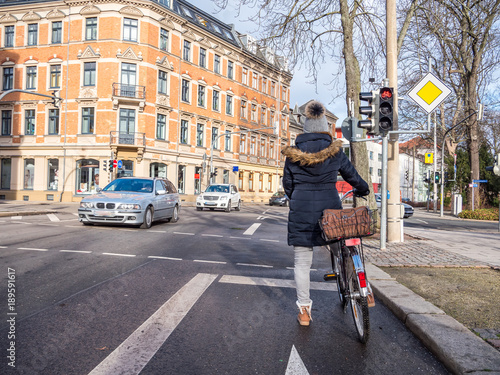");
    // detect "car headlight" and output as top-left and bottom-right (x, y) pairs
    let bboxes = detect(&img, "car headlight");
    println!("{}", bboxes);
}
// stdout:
(118, 203), (141, 210)
(220, 196), (228, 200)
(197, 195), (203, 201)
(80, 202), (94, 209)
